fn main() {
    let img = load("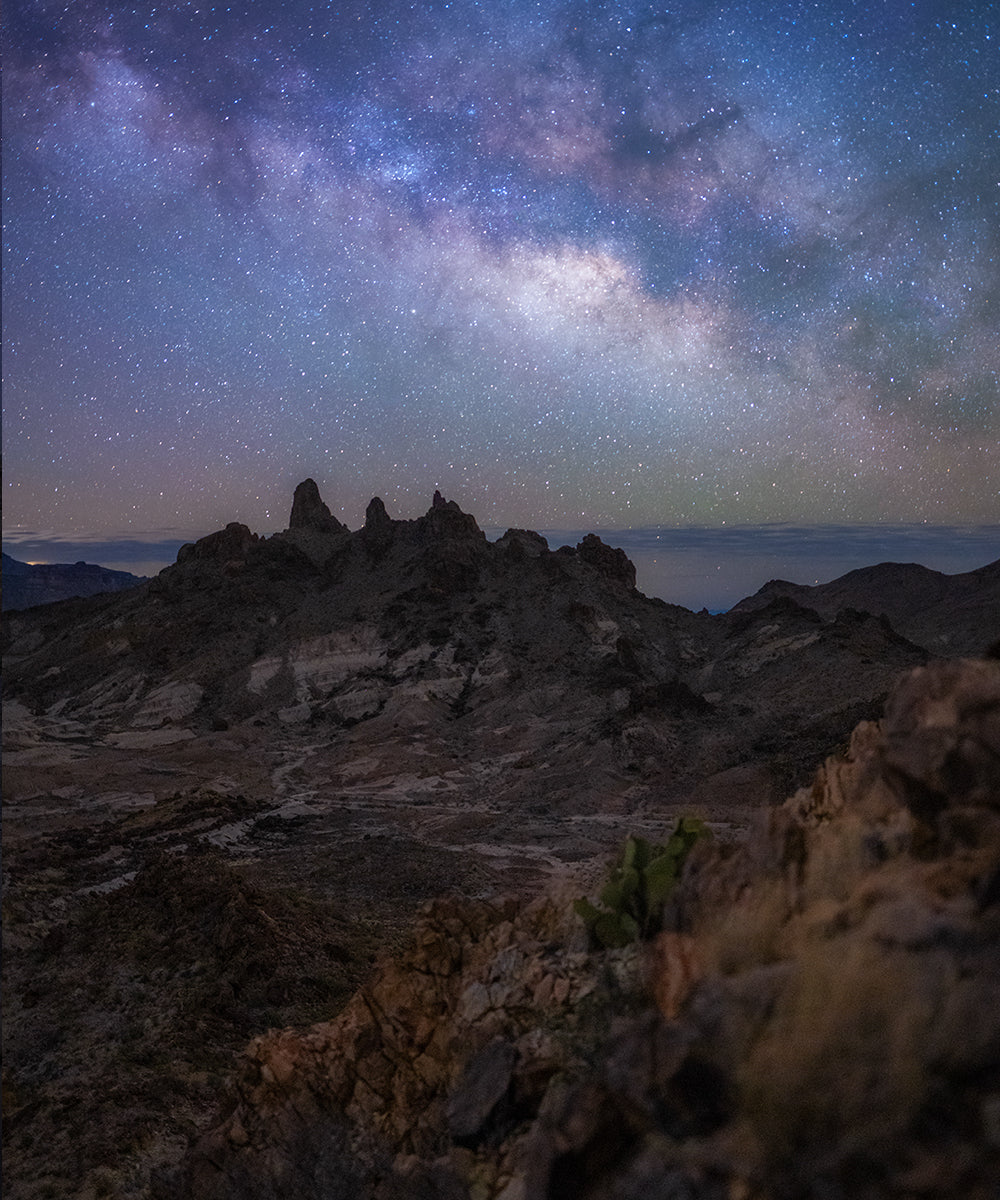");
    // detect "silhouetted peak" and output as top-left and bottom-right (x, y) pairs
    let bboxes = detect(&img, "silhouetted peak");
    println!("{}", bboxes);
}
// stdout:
(421, 493), (485, 542)
(429, 489), (466, 516)
(357, 496), (395, 555)
(289, 479), (346, 534)
(365, 496), (392, 531)
(496, 528), (549, 558)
